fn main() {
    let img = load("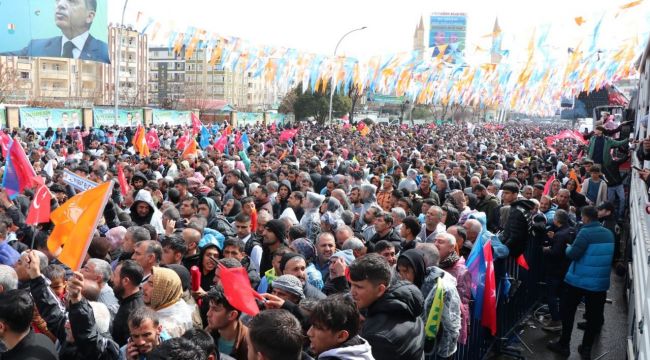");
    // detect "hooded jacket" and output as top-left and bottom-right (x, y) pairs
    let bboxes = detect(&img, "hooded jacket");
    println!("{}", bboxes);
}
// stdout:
(200, 197), (237, 239)
(420, 267), (461, 358)
(397, 249), (427, 288)
(317, 336), (375, 360)
(129, 190), (164, 234)
(300, 192), (324, 242)
(360, 280), (424, 360)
